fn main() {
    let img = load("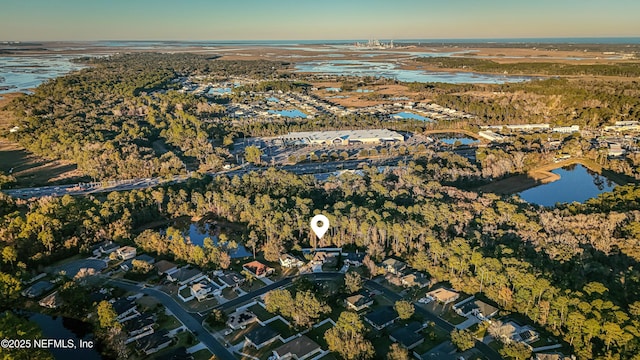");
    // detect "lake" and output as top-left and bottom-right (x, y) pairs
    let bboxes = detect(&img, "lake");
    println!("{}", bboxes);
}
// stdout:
(0, 56), (86, 94)
(393, 112), (431, 121)
(518, 164), (617, 207)
(295, 59), (533, 84)
(171, 222), (251, 258)
(437, 134), (478, 145)
(268, 109), (308, 118)
(208, 87), (231, 95)
(29, 312), (102, 360)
